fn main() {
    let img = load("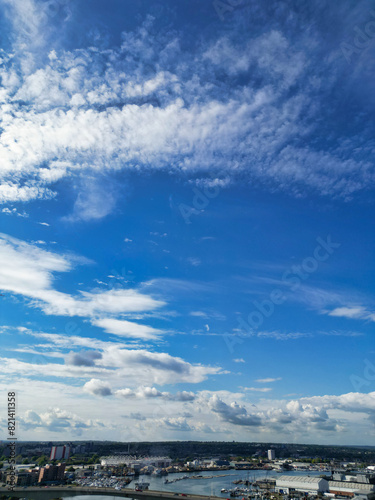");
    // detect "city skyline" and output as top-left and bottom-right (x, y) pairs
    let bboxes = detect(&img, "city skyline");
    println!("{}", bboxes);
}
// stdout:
(0, 0), (374, 445)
